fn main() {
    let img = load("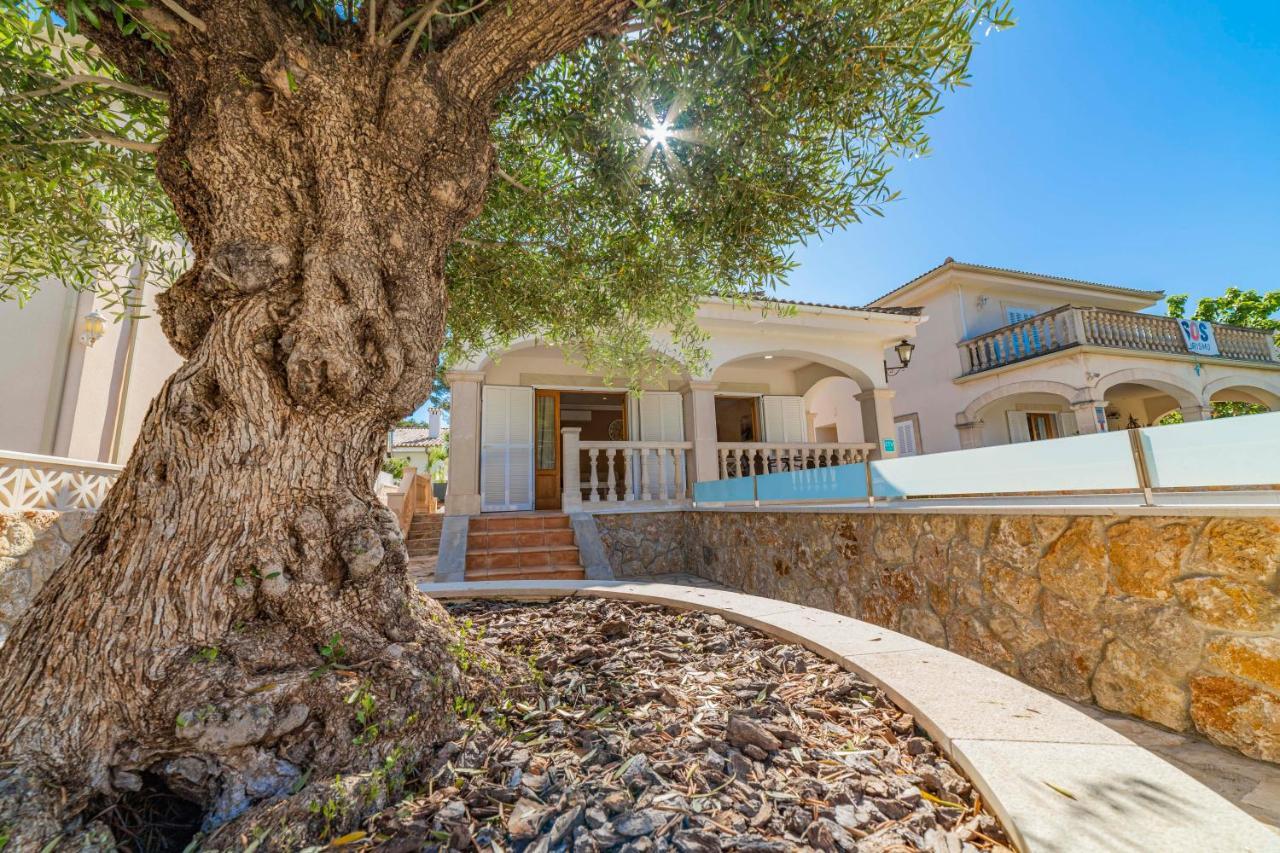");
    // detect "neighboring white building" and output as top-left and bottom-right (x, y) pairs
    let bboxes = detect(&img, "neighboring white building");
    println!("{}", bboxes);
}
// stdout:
(869, 260), (1280, 454)
(444, 298), (922, 515)
(0, 274), (182, 463)
(388, 408), (449, 479)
